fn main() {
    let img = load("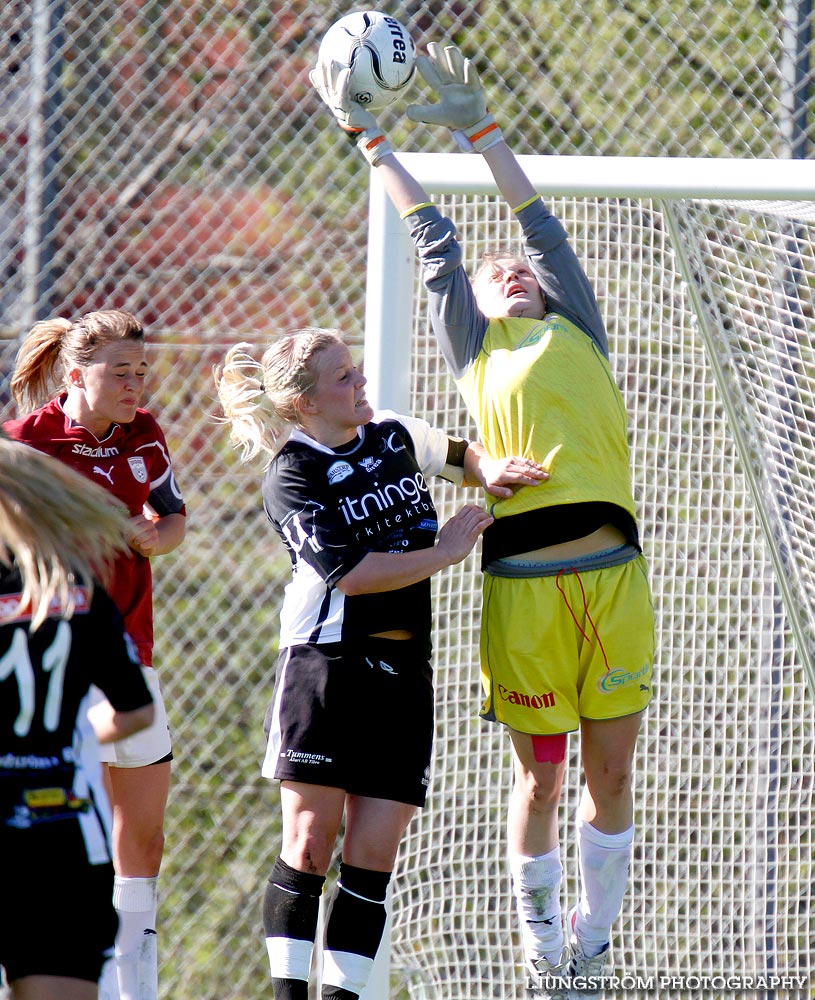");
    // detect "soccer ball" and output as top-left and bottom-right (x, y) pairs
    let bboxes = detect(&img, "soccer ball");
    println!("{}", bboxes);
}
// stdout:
(317, 10), (416, 111)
